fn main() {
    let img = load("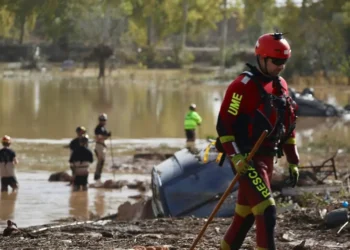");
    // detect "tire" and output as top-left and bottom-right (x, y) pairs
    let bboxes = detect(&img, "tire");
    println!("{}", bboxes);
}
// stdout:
(325, 105), (336, 117)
